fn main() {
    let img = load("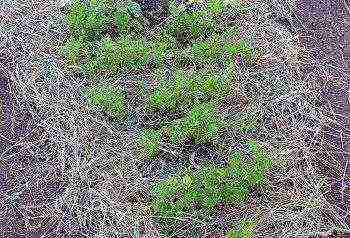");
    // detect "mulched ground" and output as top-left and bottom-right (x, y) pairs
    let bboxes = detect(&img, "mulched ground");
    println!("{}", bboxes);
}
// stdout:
(294, 0), (350, 228)
(1, 0), (349, 237)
